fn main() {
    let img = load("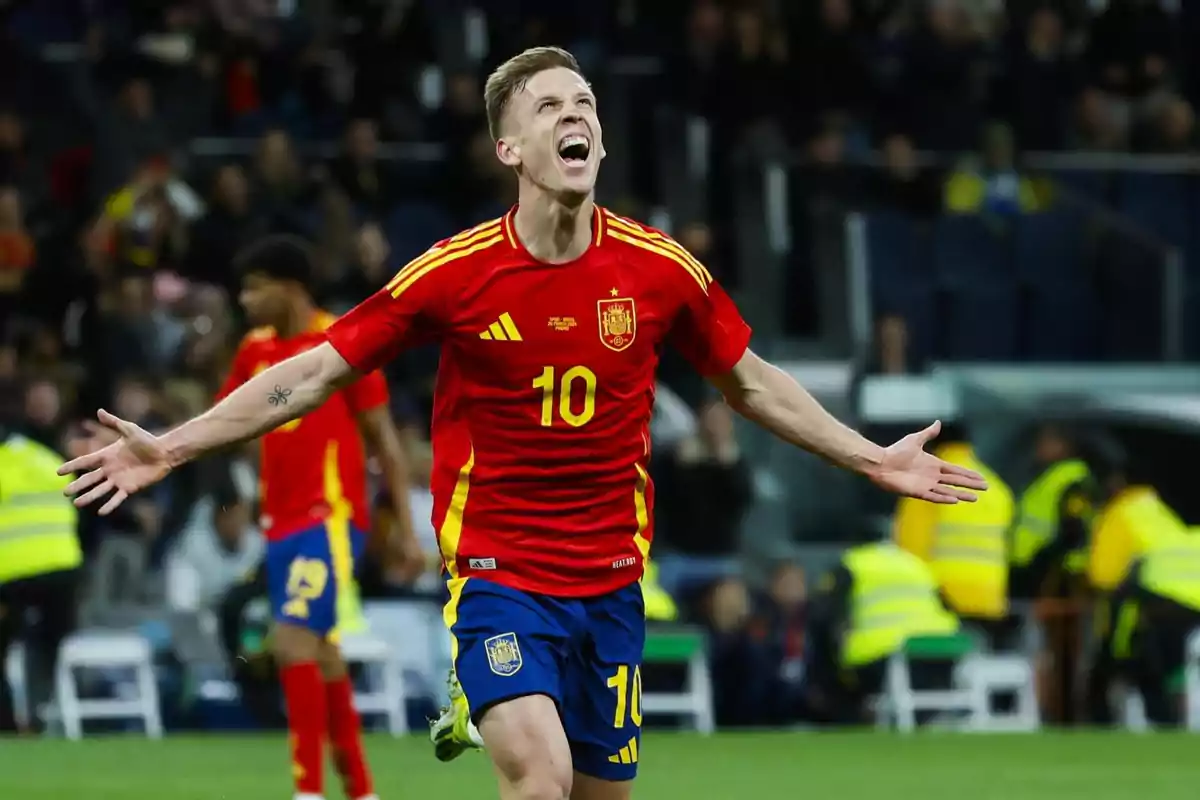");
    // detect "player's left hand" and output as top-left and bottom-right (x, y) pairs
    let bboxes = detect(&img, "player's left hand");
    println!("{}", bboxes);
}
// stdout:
(65, 419), (120, 459)
(57, 409), (174, 515)
(867, 420), (987, 504)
